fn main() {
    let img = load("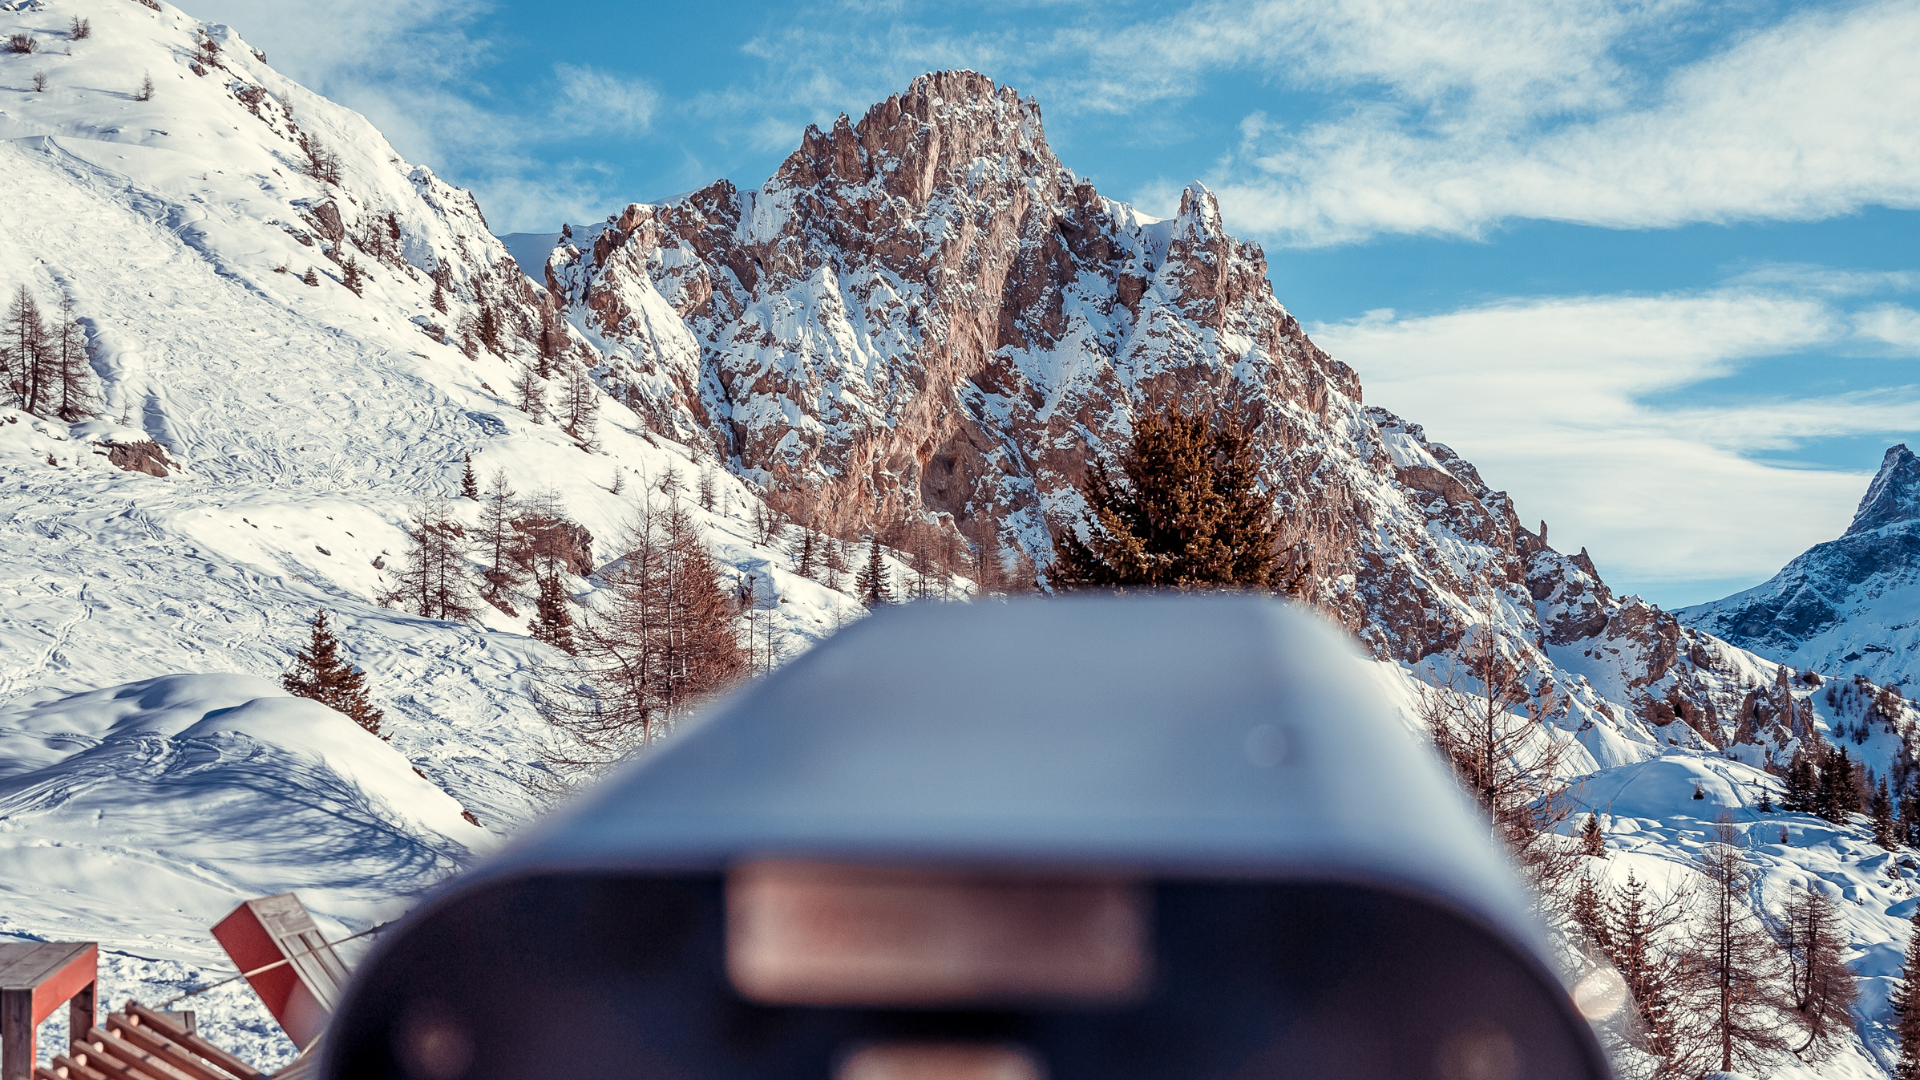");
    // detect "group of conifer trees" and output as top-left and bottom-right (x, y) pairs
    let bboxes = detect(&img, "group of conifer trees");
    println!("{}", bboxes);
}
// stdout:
(2, 285), (97, 420)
